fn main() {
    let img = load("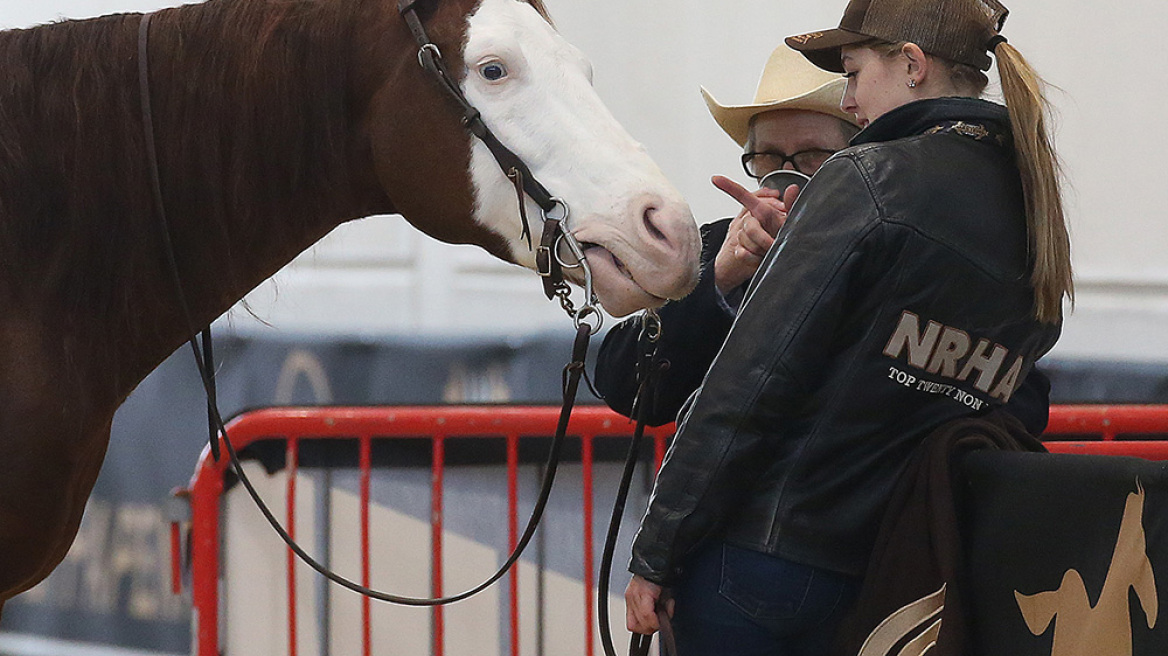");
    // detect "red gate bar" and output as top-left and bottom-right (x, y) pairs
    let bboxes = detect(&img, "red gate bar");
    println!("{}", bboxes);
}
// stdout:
(361, 434), (373, 656)
(582, 434), (596, 656)
(432, 433), (445, 656)
(1045, 404), (1168, 441)
(178, 406), (676, 656)
(170, 521), (183, 595)
(176, 404), (1168, 655)
(1045, 440), (1168, 459)
(1045, 404), (1168, 460)
(507, 433), (520, 656)
(287, 437), (299, 656)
